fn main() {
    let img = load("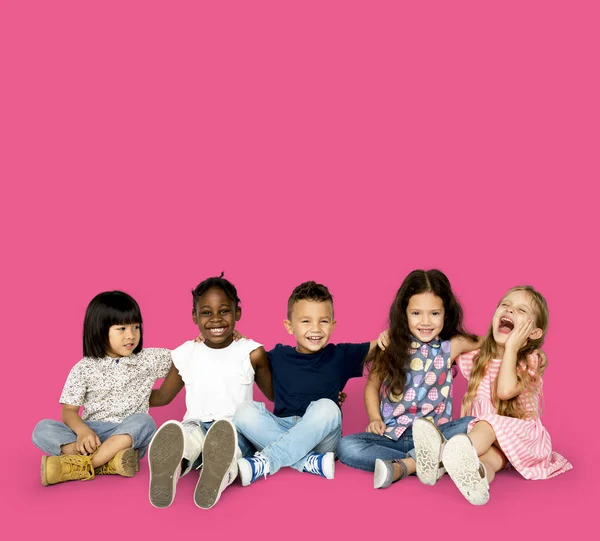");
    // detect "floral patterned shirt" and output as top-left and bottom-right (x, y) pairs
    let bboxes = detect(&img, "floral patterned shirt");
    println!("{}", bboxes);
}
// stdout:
(59, 348), (172, 422)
